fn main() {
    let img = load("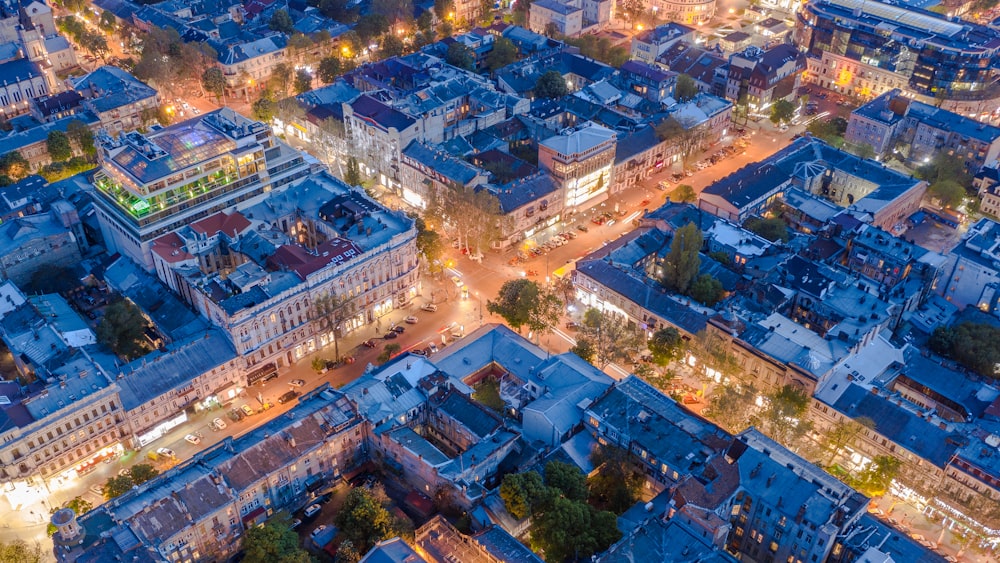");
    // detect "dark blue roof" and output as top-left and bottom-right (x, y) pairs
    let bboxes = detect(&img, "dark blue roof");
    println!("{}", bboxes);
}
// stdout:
(485, 172), (557, 213)
(350, 94), (416, 131)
